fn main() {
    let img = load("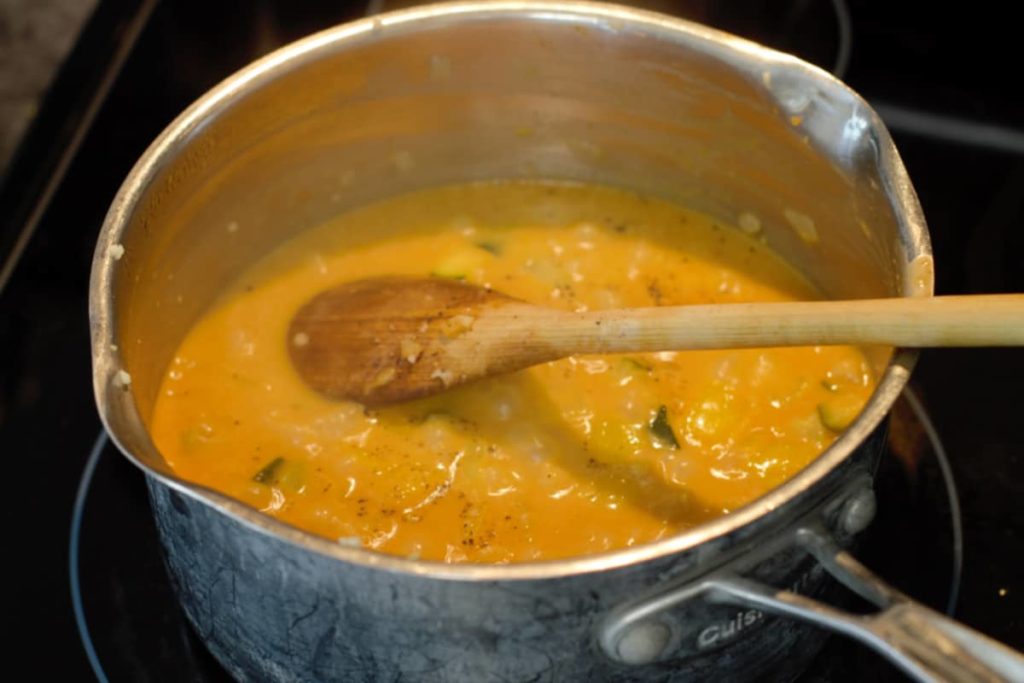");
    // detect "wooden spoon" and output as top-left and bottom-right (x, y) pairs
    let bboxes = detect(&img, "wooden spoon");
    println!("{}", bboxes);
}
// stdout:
(288, 276), (1024, 407)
